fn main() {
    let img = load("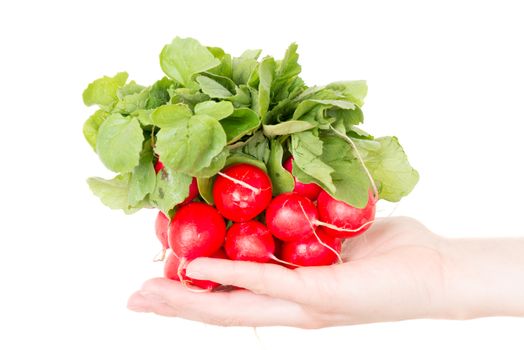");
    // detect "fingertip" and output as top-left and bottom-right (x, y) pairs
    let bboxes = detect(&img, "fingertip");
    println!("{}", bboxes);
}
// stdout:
(185, 257), (222, 279)
(127, 291), (151, 312)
